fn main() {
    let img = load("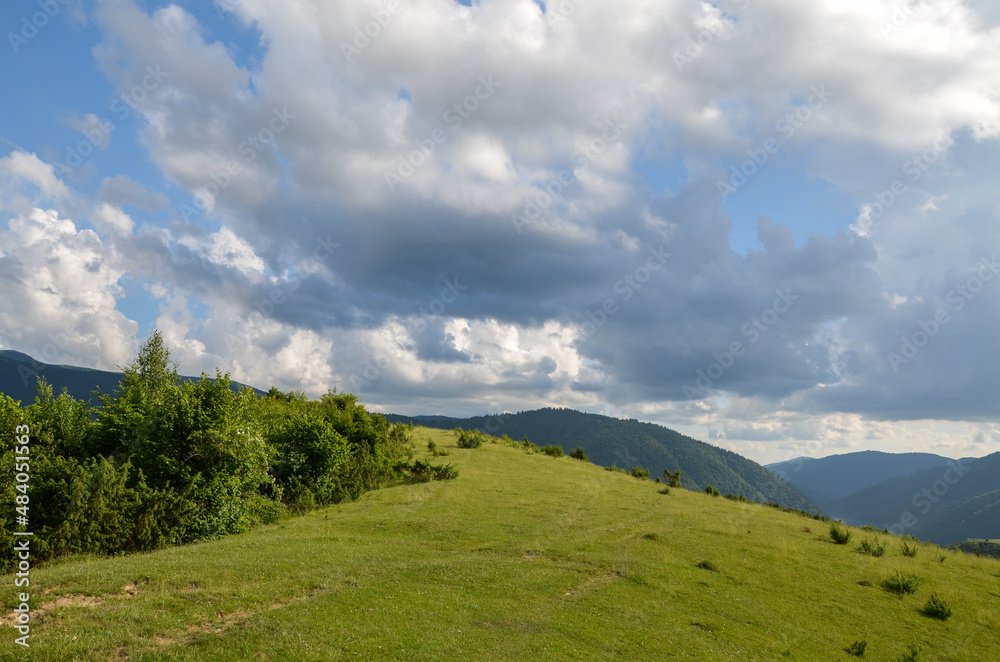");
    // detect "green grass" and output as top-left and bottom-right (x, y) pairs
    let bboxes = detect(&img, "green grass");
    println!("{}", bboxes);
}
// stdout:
(3, 426), (999, 661)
